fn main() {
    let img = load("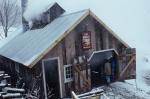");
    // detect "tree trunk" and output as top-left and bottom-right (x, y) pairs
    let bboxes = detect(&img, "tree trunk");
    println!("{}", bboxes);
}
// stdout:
(4, 28), (8, 38)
